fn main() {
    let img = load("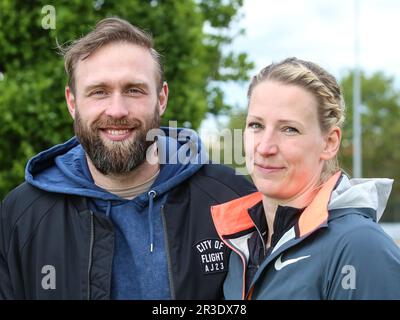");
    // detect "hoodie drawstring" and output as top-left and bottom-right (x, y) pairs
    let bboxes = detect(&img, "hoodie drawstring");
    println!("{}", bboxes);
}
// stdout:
(105, 194), (156, 253)
(106, 201), (112, 217)
(148, 190), (157, 253)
